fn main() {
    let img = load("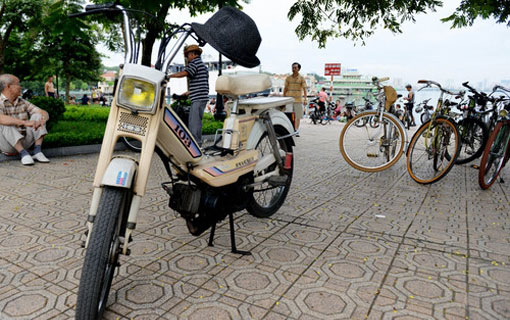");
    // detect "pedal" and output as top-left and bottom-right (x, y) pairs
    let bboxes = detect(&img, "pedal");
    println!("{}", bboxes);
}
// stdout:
(367, 153), (378, 158)
(267, 175), (288, 186)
